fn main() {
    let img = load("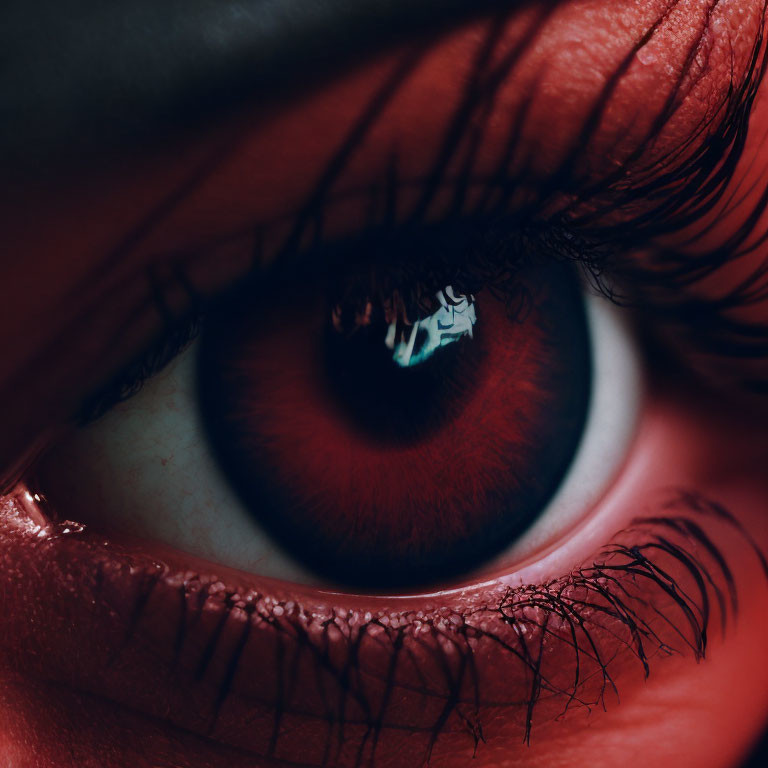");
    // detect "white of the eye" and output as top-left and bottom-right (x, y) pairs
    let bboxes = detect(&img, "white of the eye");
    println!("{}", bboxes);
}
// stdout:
(41, 341), (318, 583)
(500, 289), (642, 566)
(43, 288), (641, 586)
